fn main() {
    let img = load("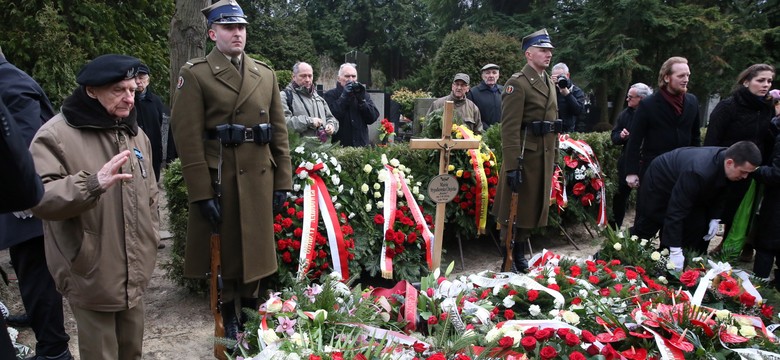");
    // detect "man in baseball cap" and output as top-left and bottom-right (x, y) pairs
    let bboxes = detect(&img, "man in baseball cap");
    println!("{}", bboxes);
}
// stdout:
(427, 72), (483, 133)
